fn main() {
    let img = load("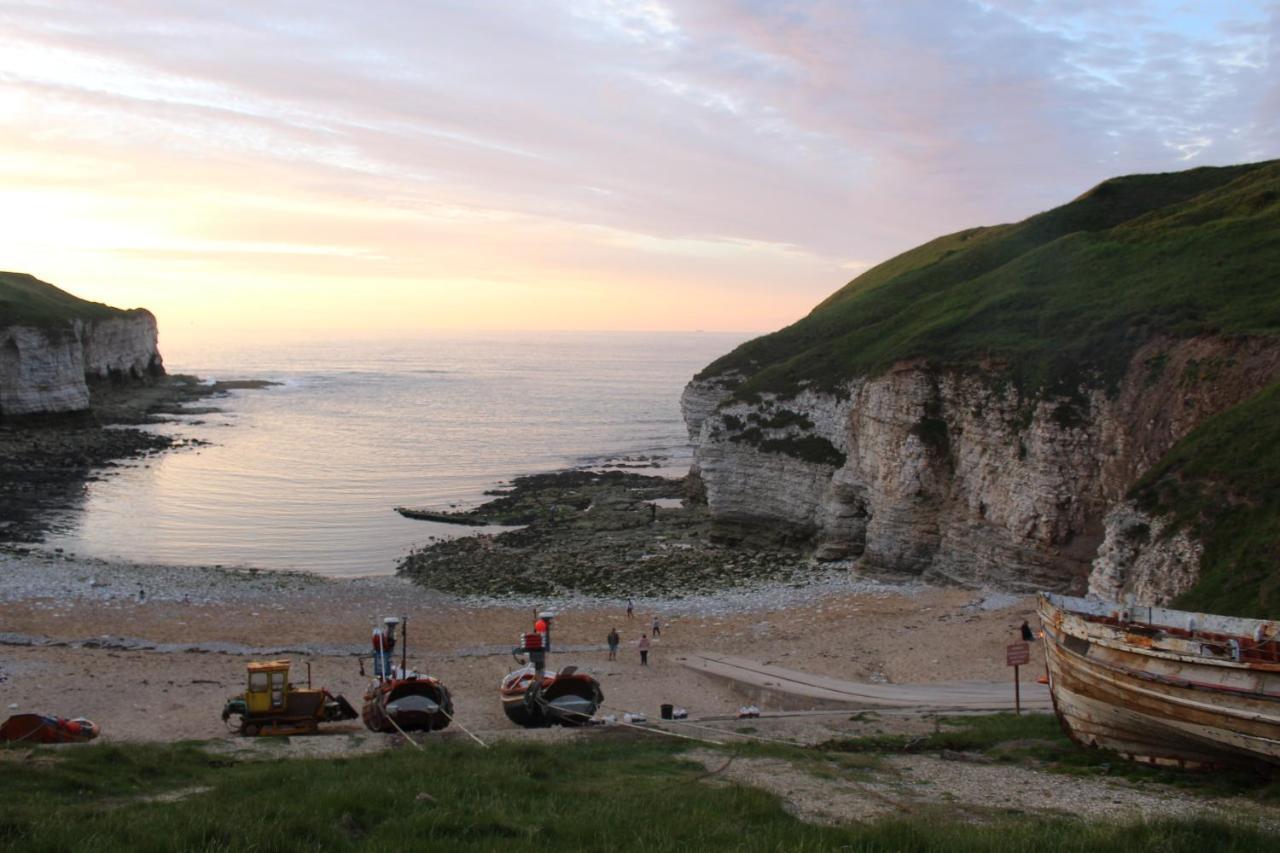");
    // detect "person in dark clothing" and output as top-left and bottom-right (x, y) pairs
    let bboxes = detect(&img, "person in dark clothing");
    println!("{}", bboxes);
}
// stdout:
(1020, 620), (1035, 642)
(626, 598), (634, 620)
(651, 616), (661, 638)
(607, 628), (620, 661)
